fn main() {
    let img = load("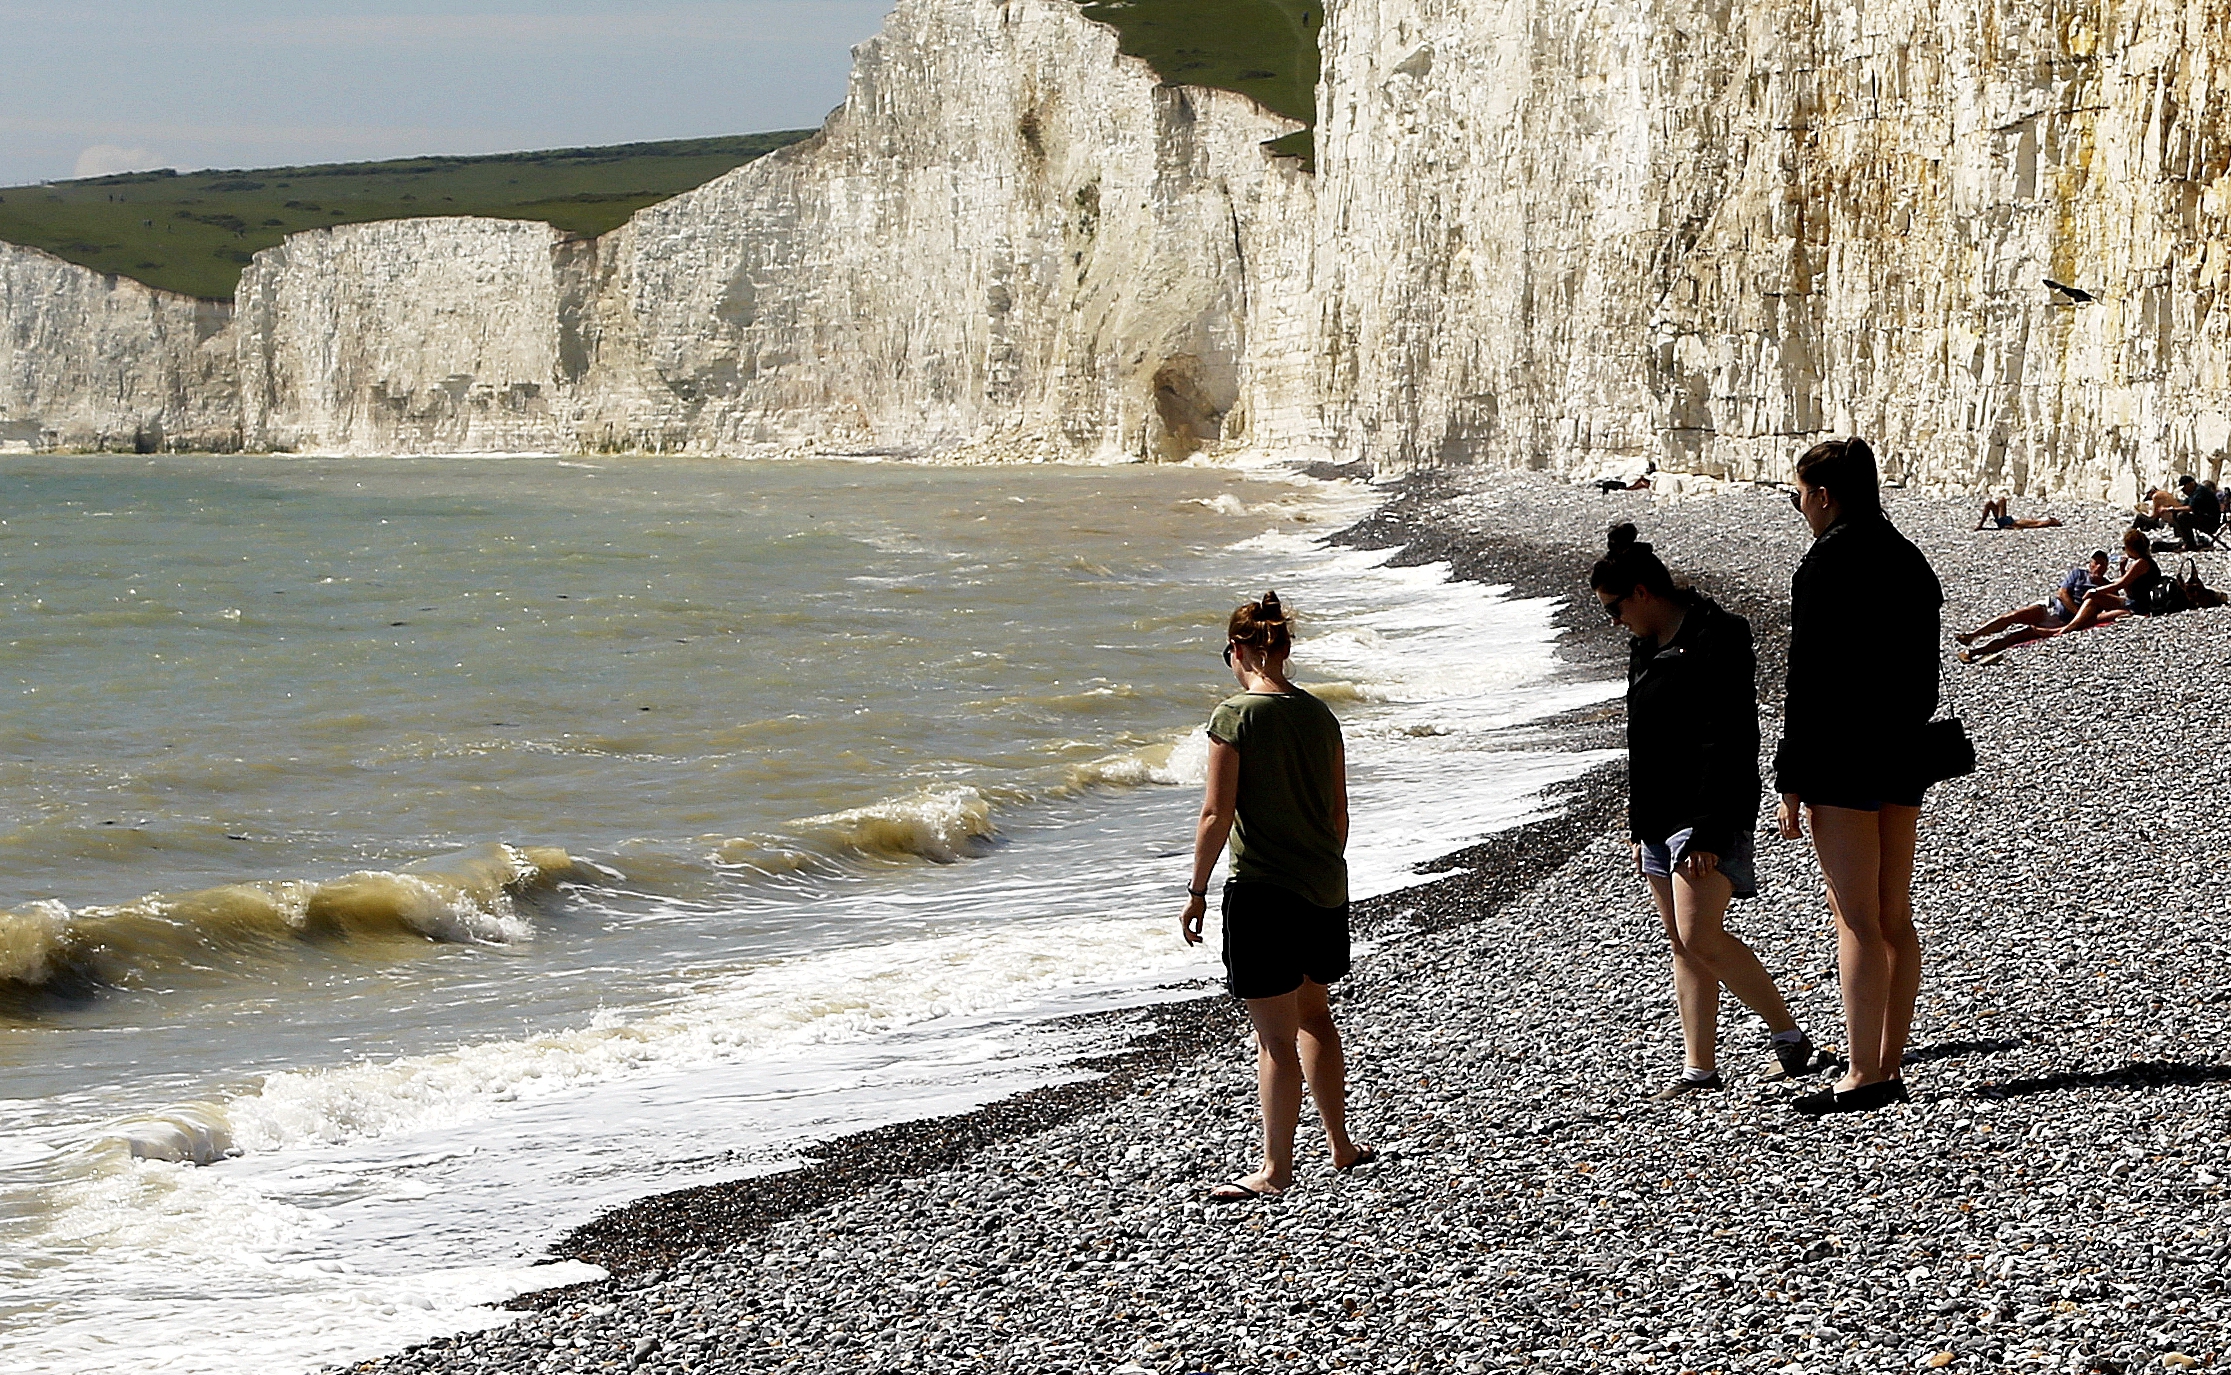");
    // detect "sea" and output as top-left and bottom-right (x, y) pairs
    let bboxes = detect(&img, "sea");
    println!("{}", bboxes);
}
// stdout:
(0, 453), (1618, 1374)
